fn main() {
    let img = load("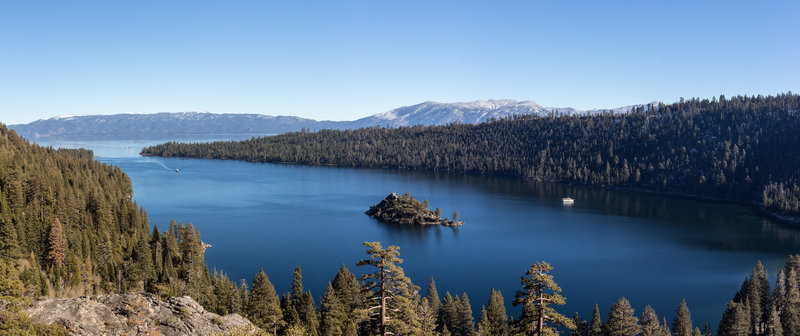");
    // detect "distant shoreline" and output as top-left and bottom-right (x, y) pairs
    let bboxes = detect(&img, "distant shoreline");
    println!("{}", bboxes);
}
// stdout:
(142, 149), (800, 228)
